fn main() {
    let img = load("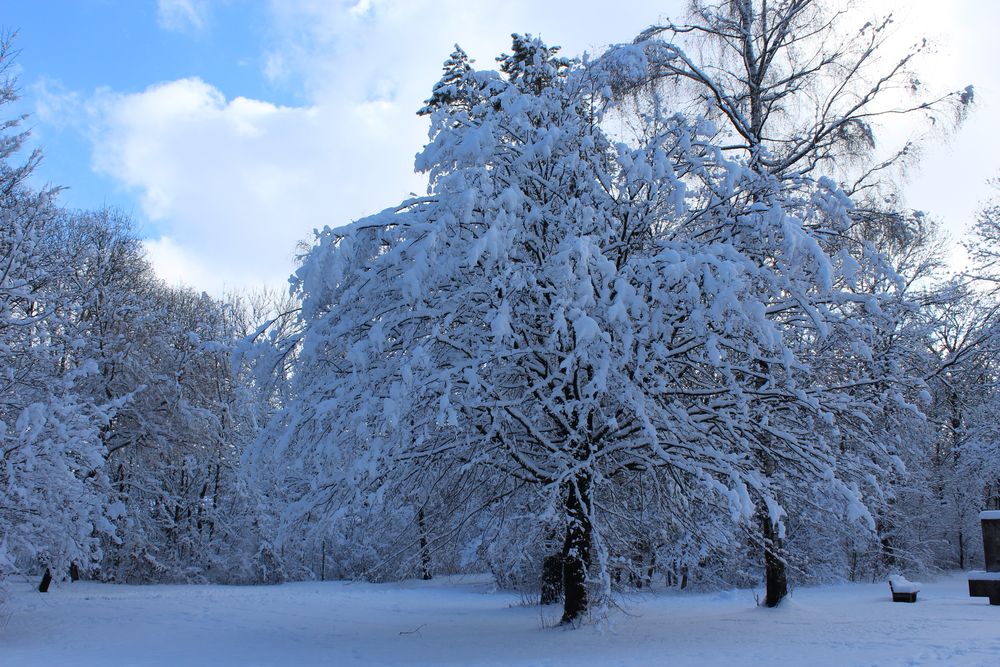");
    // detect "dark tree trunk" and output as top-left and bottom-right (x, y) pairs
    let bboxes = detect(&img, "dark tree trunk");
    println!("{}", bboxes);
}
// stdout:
(761, 513), (787, 608)
(560, 473), (592, 624)
(540, 554), (563, 604)
(69, 561), (81, 582)
(38, 567), (52, 593)
(755, 441), (786, 608)
(418, 508), (432, 580)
